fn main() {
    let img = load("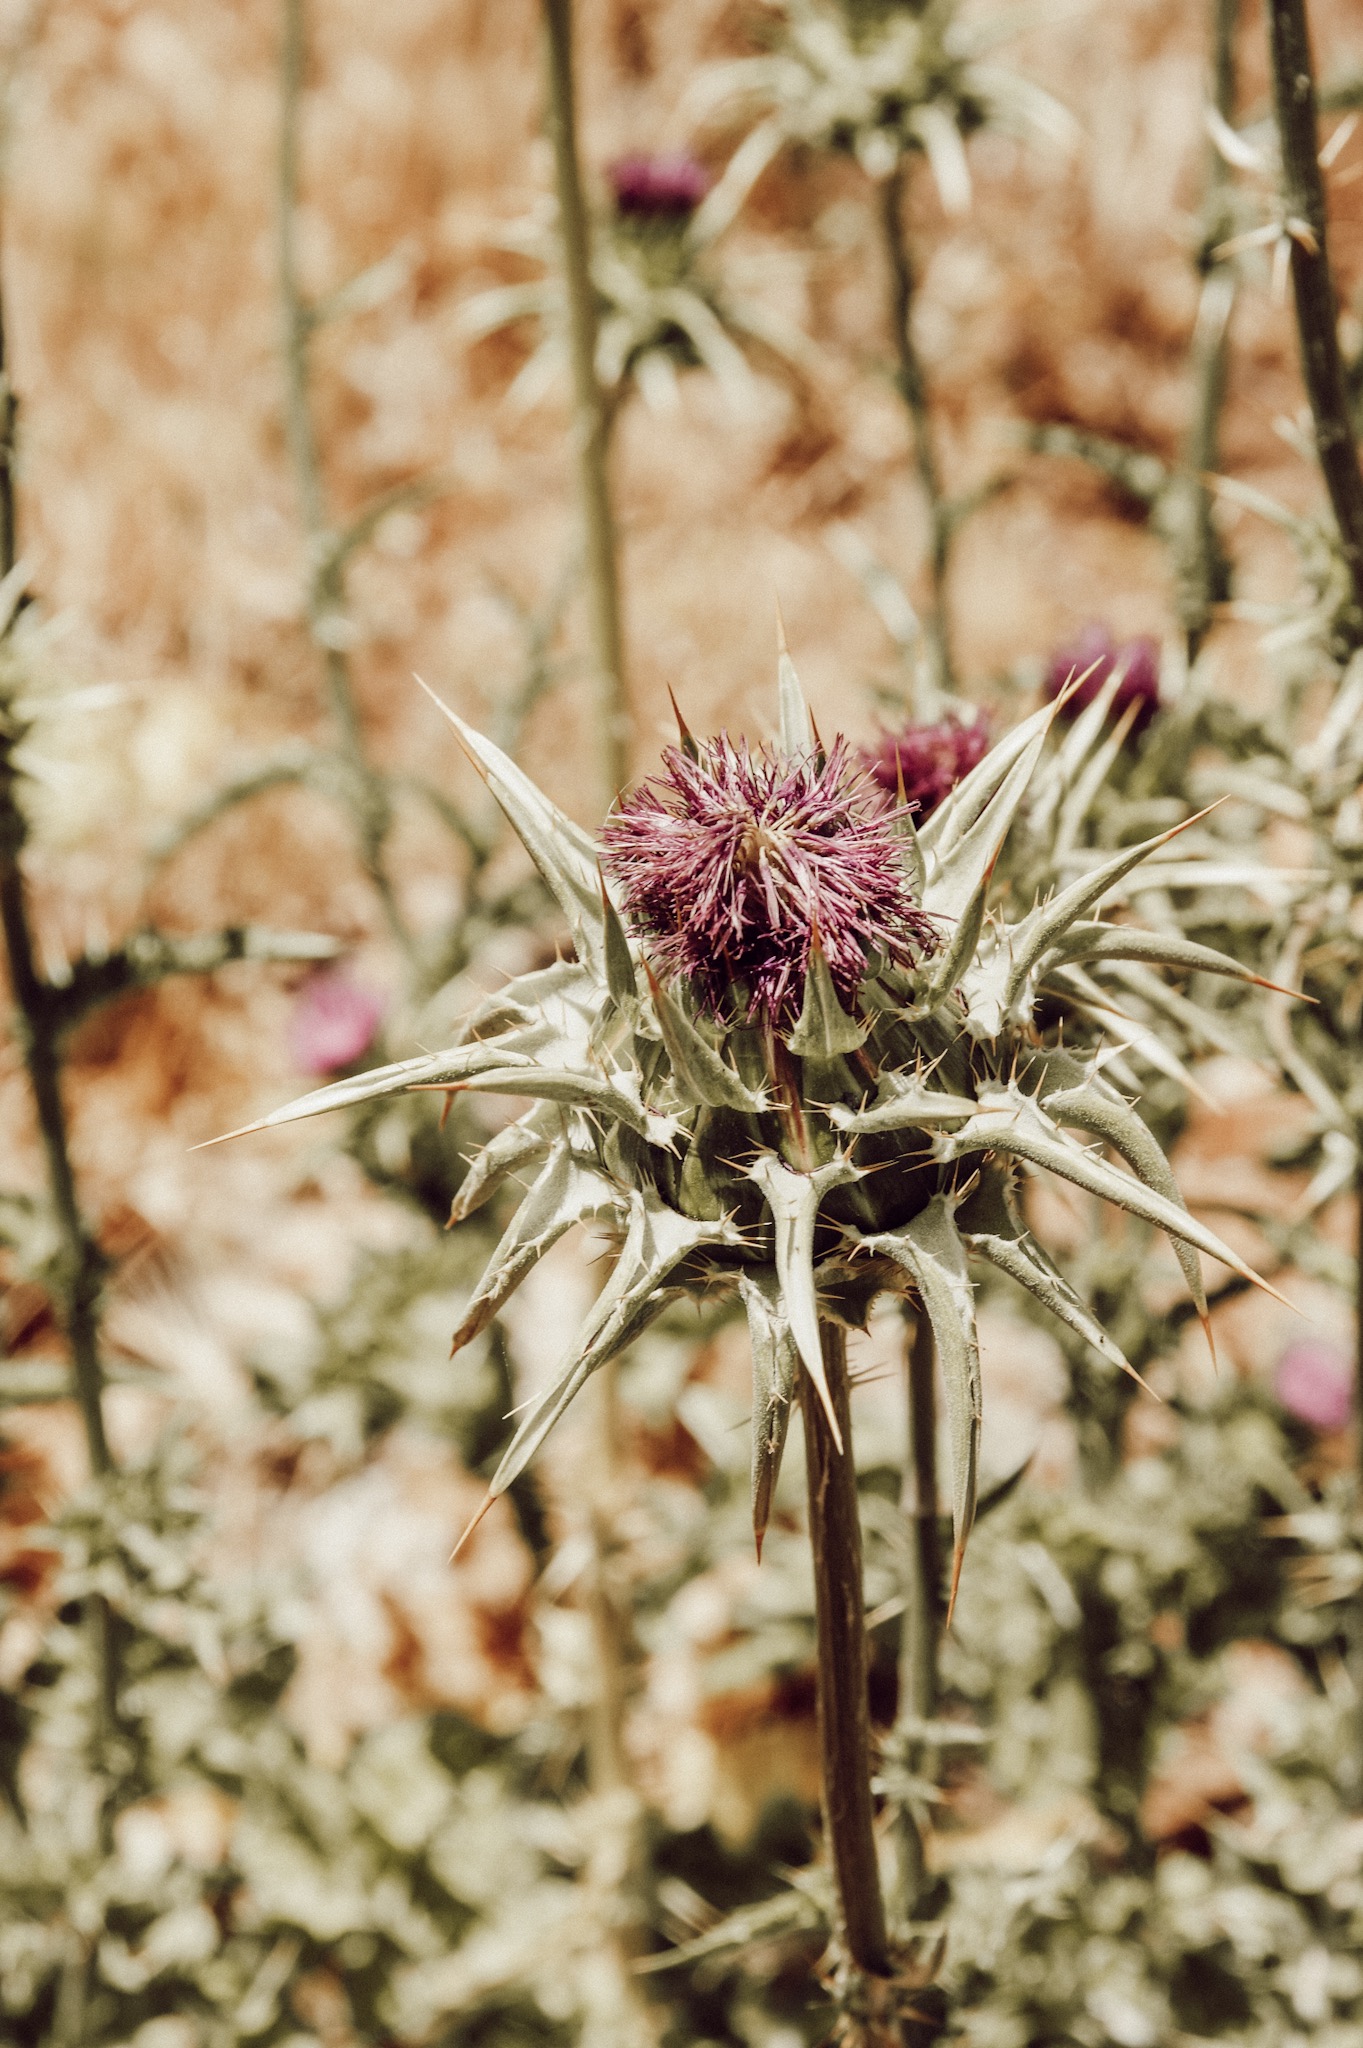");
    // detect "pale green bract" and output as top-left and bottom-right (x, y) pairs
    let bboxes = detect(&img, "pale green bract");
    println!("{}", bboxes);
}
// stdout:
(221, 657), (1285, 1595)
